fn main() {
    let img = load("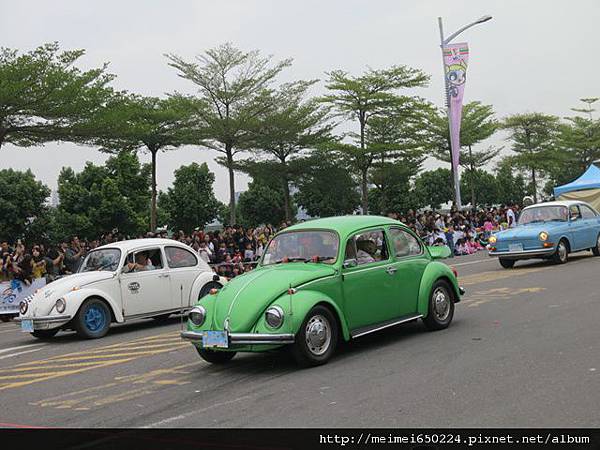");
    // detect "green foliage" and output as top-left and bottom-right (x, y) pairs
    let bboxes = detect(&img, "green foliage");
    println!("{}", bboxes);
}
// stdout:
(294, 151), (360, 217)
(460, 169), (499, 207)
(494, 161), (528, 205)
(320, 66), (429, 213)
(0, 169), (50, 242)
(502, 112), (560, 202)
(158, 163), (220, 233)
(238, 180), (288, 228)
(429, 101), (501, 170)
(55, 152), (151, 239)
(413, 168), (454, 210)
(0, 42), (116, 148)
(166, 43), (292, 224)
